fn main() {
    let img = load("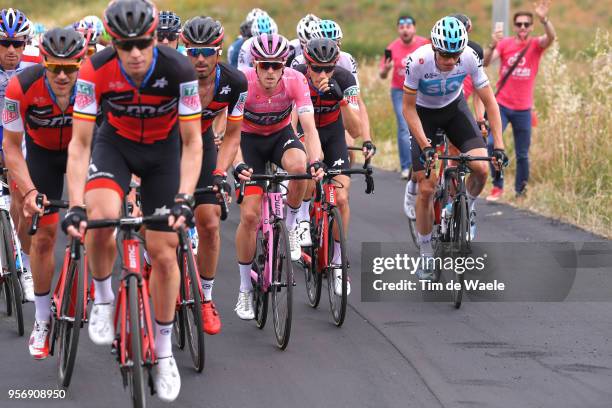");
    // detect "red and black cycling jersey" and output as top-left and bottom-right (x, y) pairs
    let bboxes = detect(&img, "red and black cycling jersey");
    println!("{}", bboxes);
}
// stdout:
(2, 64), (74, 150)
(294, 64), (360, 128)
(201, 62), (247, 132)
(73, 46), (201, 143)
